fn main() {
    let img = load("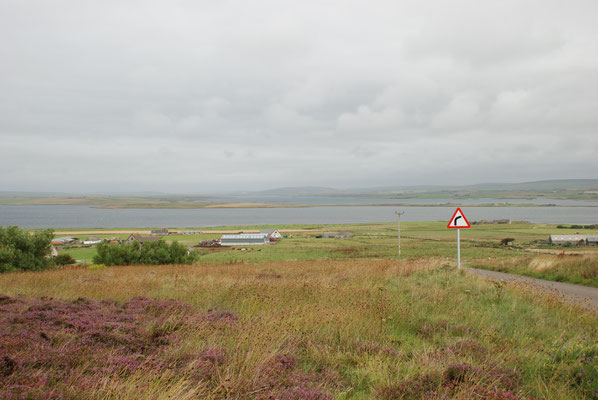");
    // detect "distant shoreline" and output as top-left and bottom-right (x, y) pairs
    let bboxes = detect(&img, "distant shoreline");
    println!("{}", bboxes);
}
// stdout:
(93, 203), (598, 209)
(2, 200), (597, 209)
